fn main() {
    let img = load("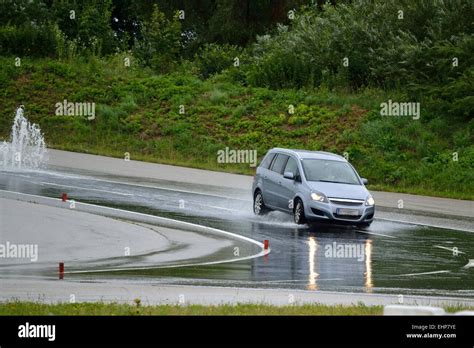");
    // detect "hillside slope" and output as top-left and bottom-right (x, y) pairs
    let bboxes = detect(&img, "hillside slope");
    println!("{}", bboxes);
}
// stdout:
(0, 57), (472, 199)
